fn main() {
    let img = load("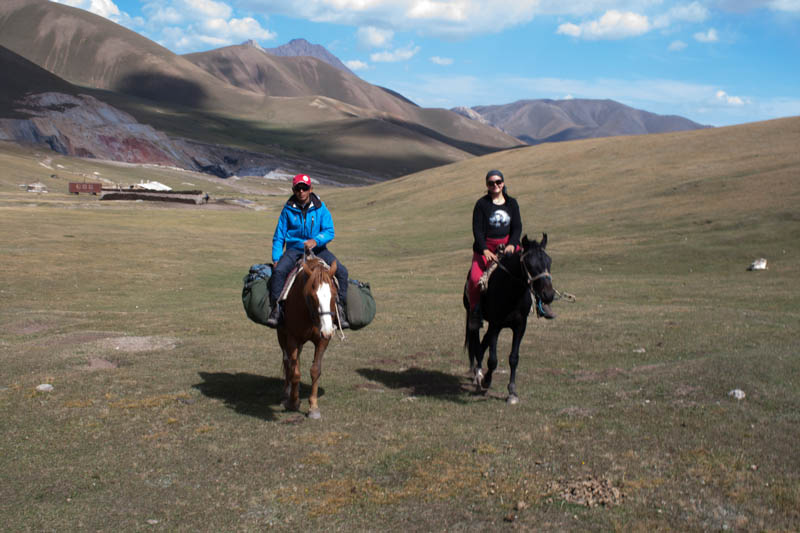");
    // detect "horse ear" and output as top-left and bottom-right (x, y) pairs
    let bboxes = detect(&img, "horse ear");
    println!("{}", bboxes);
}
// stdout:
(521, 234), (530, 248)
(329, 260), (337, 277)
(541, 233), (548, 250)
(302, 262), (313, 277)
